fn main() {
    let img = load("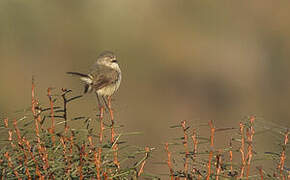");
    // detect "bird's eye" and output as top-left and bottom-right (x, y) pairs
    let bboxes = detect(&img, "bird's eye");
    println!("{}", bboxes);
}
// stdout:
(112, 60), (117, 63)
